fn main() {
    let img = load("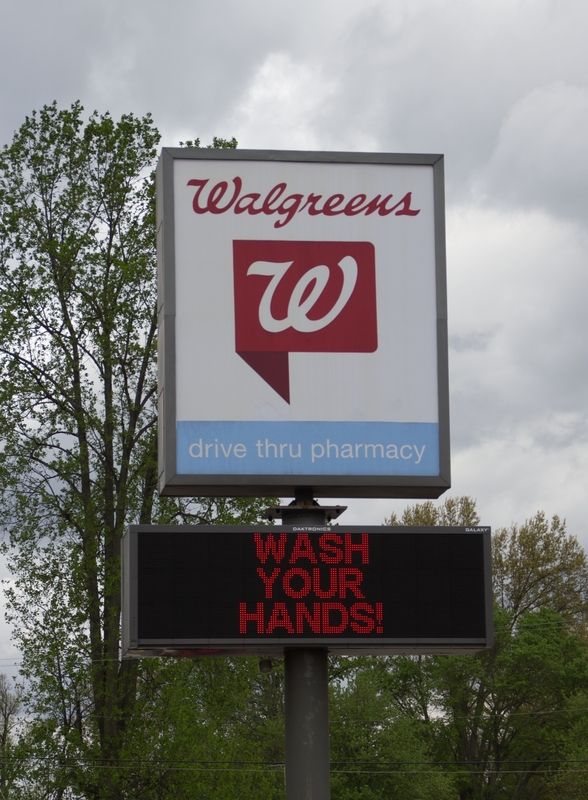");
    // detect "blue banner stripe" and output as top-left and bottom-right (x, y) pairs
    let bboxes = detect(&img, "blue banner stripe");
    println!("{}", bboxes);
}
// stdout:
(177, 421), (439, 476)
